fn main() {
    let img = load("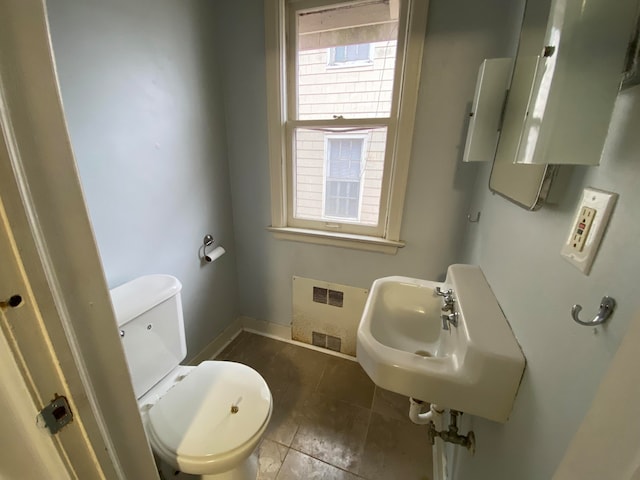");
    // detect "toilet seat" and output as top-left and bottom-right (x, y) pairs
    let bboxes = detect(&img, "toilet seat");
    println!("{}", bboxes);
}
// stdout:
(146, 361), (272, 475)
